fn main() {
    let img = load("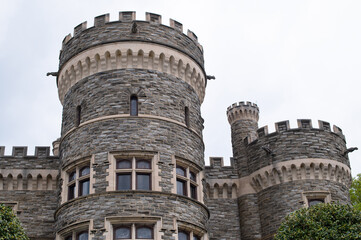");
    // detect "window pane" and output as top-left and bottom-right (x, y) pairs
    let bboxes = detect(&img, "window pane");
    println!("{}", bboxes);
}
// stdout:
(136, 226), (152, 238)
(178, 231), (189, 240)
(68, 184), (75, 200)
(136, 160), (151, 169)
(193, 236), (200, 240)
(79, 179), (90, 196)
(190, 184), (197, 199)
(65, 235), (72, 240)
(117, 174), (131, 190)
(190, 171), (196, 182)
(309, 199), (324, 206)
(77, 232), (88, 240)
(80, 166), (90, 177)
(176, 166), (186, 177)
(130, 95), (138, 116)
(117, 160), (132, 169)
(137, 174), (150, 190)
(69, 171), (76, 182)
(177, 179), (186, 196)
(115, 227), (131, 239)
